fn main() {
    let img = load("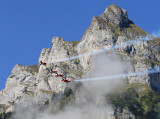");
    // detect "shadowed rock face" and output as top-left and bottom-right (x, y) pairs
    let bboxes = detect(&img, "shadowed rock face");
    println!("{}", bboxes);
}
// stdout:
(0, 4), (160, 119)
